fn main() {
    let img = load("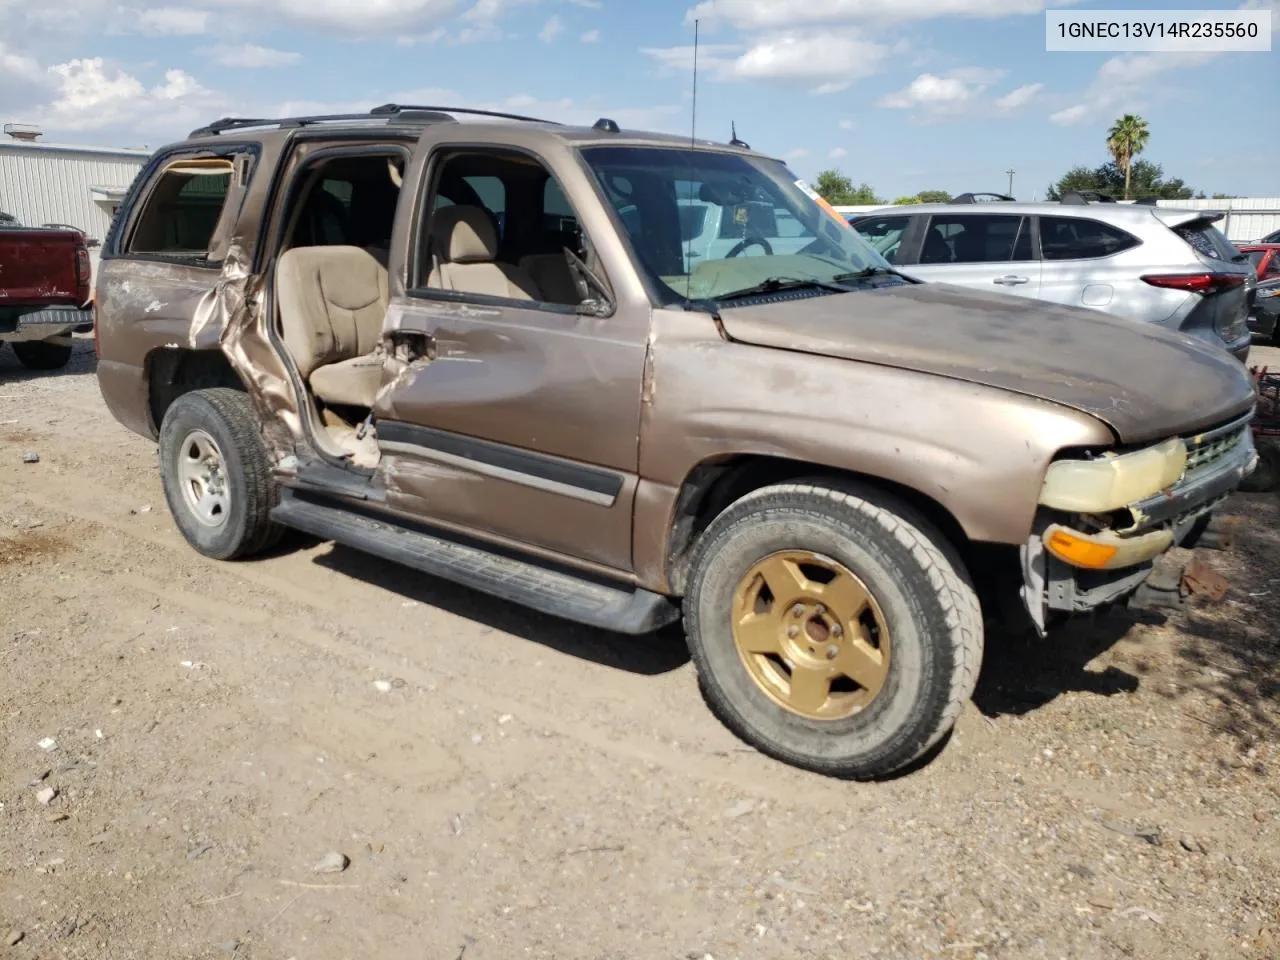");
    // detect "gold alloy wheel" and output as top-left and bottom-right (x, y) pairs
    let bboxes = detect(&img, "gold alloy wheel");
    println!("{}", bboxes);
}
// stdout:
(730, 550), (891, 720)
